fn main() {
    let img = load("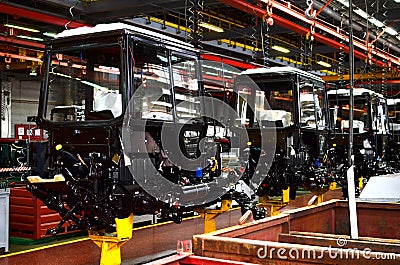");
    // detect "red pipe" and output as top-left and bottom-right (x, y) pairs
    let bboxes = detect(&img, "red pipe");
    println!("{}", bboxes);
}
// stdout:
(217, 0), (399, 69)
(356, 80), (400, 85)
(0, 3), (89, 29)
(316, 0), (333, 17)
(201, 54), (257, 69)
(272, 14), (386, 67)
(0, 36), (44, 49)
